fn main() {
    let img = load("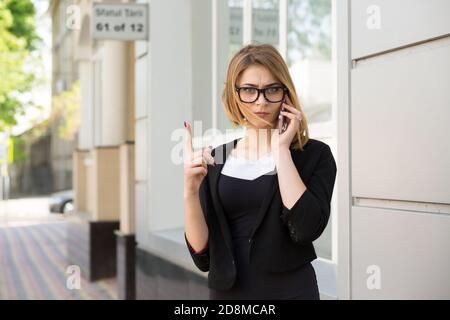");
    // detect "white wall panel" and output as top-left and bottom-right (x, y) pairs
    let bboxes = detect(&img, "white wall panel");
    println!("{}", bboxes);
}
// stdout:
(351, 0), (450, 59)
(351, 38), (450, 204)
(135, 57), (148, 119)
(135, 118), (147, 182)
(351, 206), (450, 299)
